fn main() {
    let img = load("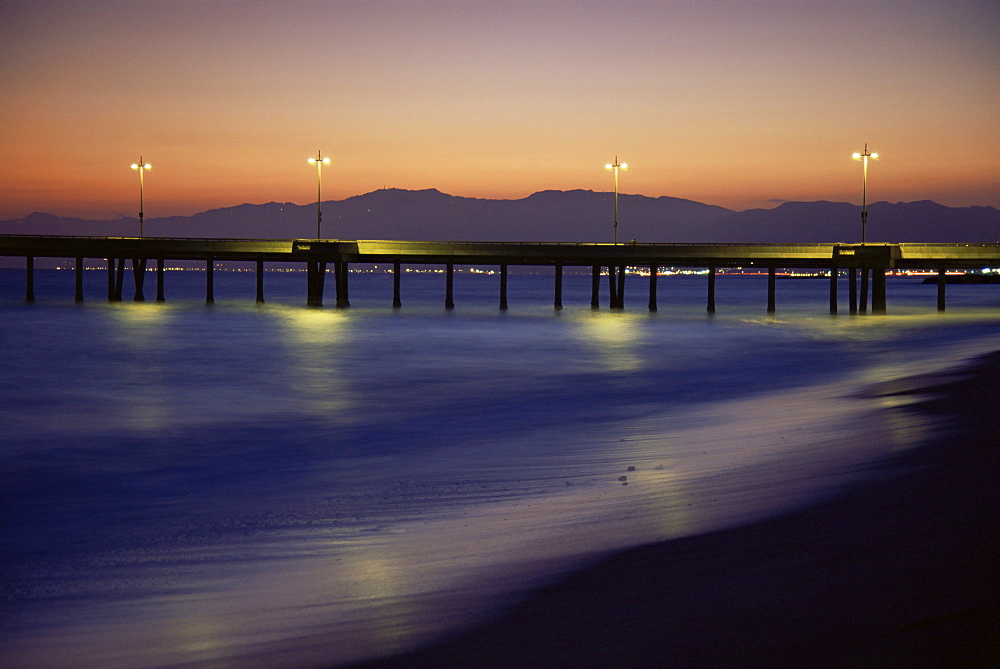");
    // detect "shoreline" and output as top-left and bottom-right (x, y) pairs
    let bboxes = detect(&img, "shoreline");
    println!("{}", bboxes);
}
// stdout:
(355, 351), (1000, 668)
